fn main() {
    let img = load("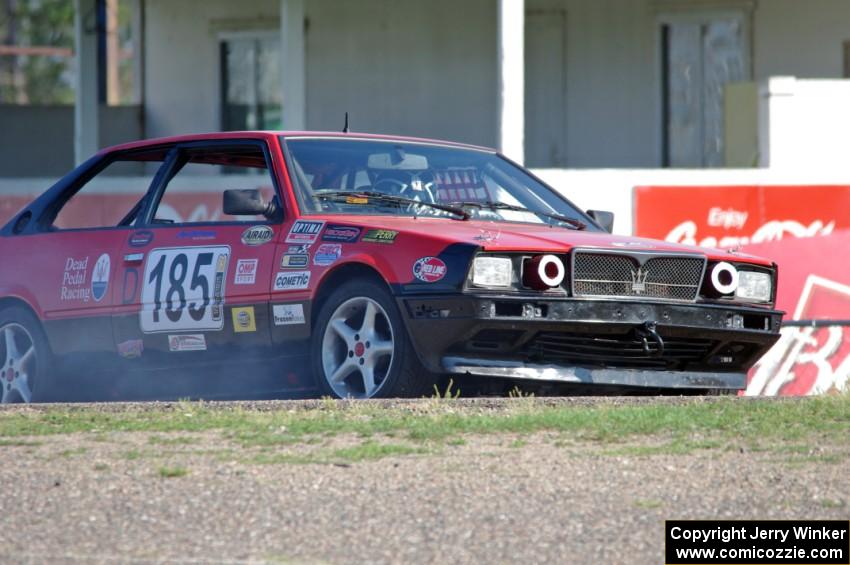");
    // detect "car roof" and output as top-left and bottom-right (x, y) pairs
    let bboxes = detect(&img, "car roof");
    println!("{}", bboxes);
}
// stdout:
(100, 131), (497, 155)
